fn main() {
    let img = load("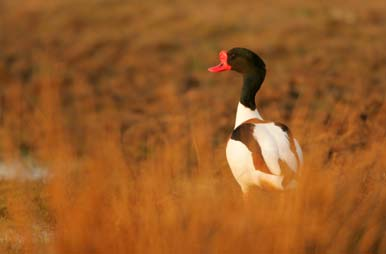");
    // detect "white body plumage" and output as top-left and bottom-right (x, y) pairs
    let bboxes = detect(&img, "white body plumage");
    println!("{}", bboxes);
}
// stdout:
(226, 103), (303, 193)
